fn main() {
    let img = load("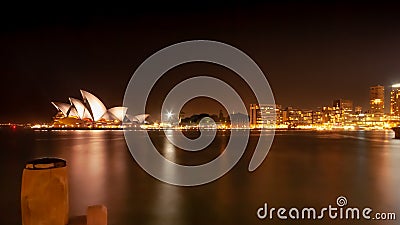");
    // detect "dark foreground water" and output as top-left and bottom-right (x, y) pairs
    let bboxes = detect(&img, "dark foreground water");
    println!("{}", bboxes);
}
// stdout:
(1, 129), (400, 225)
